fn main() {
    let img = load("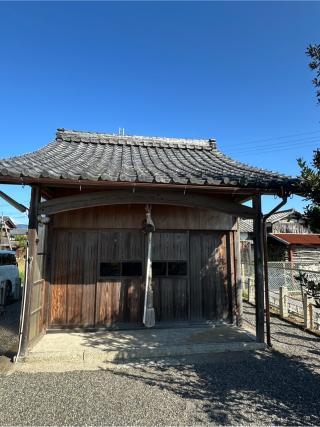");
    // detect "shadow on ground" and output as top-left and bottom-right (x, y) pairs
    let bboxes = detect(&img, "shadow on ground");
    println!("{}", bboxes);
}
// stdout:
(0, 300), (20, 358)
(97, 348), (320, 425)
